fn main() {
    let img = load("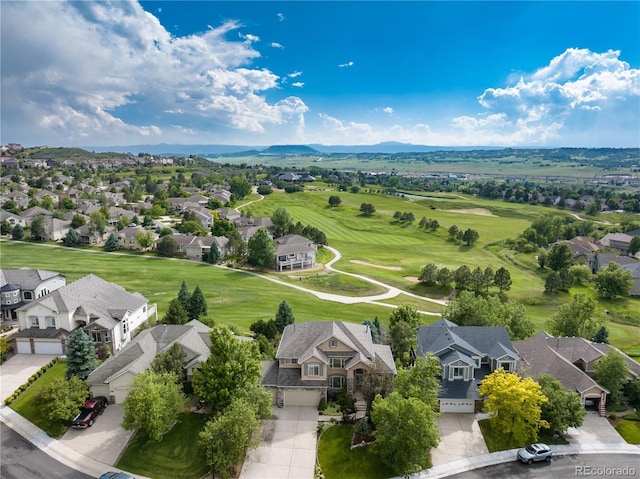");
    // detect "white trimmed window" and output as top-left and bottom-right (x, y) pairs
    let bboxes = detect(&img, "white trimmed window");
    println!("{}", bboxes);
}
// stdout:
(45, 317), (55, 328)
(330, 358), (345, 368)
(280, 358), (296, 365)
(330, 376), (345, 388)
(307, 363), (320, 376)
(452, 366), (465, 380)
(23, 291), (33, 300)
(329, 339), (337, 348)
(30, 316), (39, 327)
(122, 319), (129, 334)
(499, 362), (512, 372)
